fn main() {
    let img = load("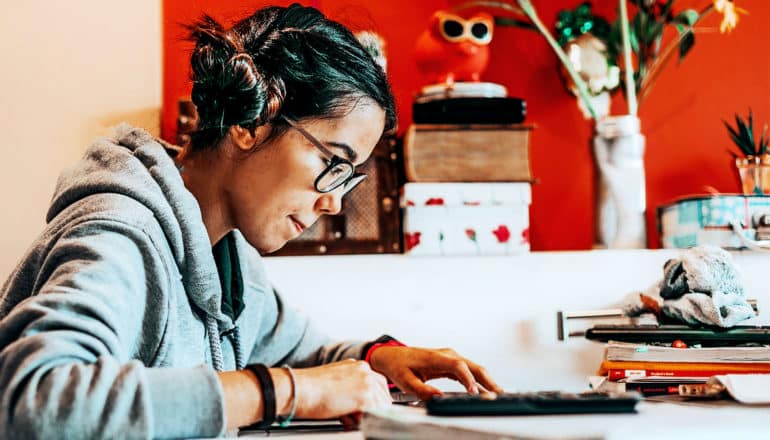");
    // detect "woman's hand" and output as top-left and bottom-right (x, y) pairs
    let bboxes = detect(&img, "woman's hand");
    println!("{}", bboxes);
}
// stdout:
(292, 359), (392, 421)
(368, 346), (503, 400)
